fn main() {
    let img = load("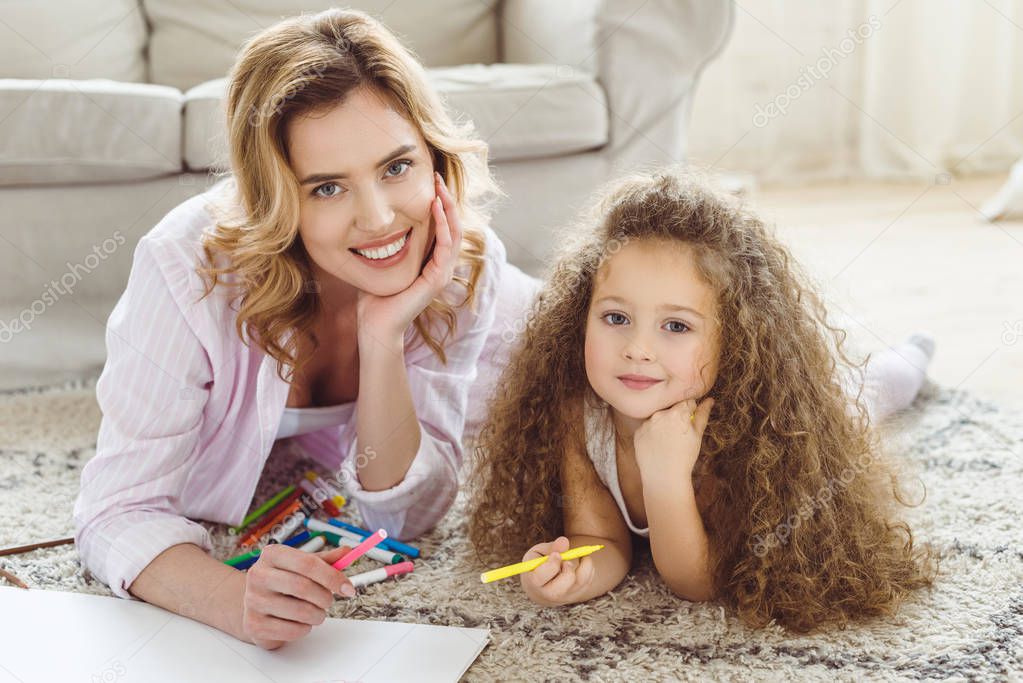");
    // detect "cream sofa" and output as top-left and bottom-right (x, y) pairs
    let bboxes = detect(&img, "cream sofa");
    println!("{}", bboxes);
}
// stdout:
(0, 0), (732, 388)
